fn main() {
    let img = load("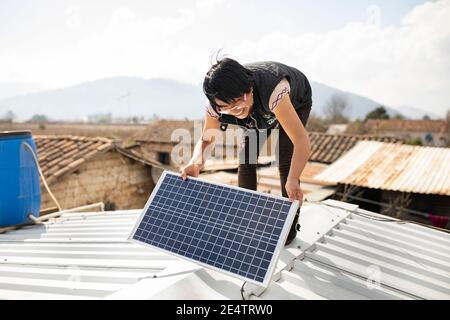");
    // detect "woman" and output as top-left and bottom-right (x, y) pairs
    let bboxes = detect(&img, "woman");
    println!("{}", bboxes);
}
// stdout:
(180, 58), (312, 245)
